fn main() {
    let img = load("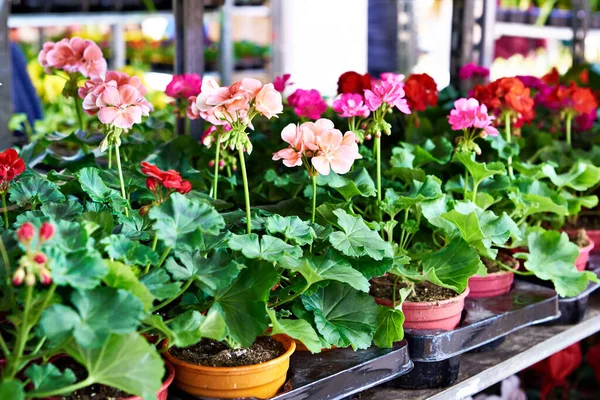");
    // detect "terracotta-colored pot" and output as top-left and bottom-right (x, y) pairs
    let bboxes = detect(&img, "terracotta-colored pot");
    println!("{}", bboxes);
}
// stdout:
(162, 335), (295, 399)
(575, 240), (595, 271)
(375, 287), (469, 331)
(467, 270), (514, 298)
